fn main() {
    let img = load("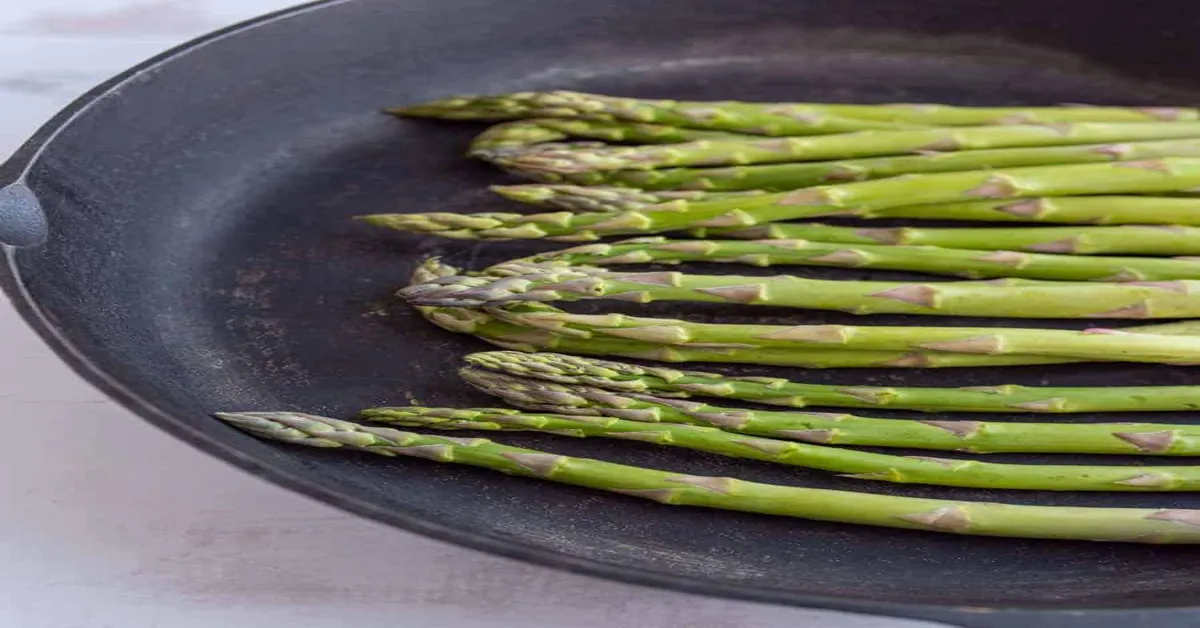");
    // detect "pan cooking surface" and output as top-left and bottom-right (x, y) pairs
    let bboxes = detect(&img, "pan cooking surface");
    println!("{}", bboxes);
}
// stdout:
(12, 0), (1200, 619)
